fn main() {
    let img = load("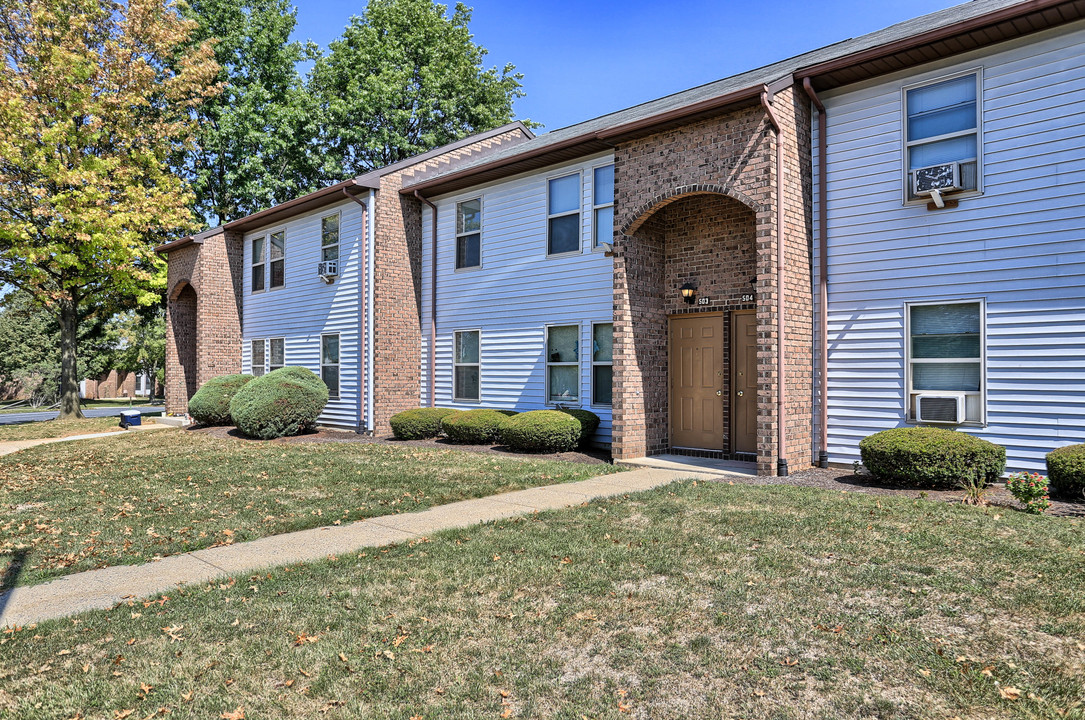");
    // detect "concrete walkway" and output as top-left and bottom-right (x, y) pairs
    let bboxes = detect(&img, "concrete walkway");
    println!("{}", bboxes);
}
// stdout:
(0, 423), (170, 458)
(0, 464), (751, 627)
